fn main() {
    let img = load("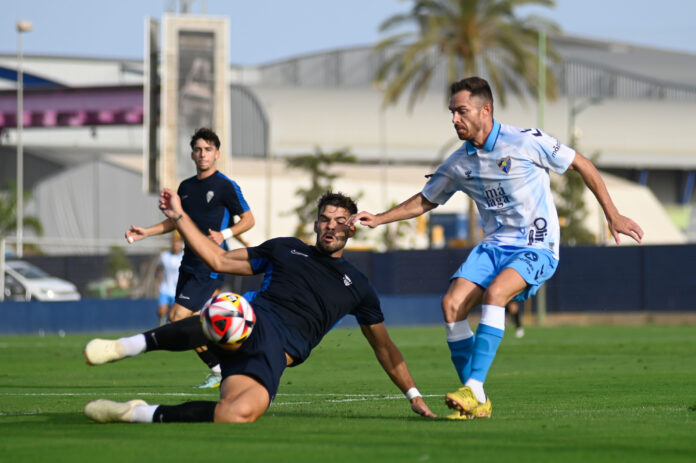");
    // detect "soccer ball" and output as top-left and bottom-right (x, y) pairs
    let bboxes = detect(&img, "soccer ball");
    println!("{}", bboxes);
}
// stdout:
(200, 292), (255, 350)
